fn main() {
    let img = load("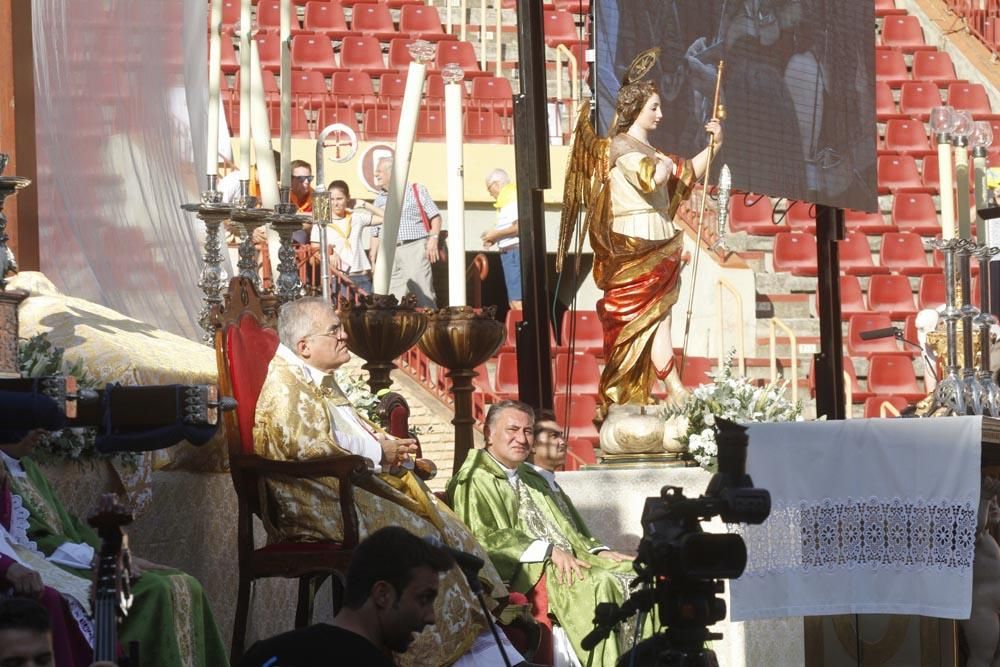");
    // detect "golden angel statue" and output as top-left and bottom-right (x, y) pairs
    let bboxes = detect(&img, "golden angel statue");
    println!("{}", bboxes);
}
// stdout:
(559, 49), (723, 407)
